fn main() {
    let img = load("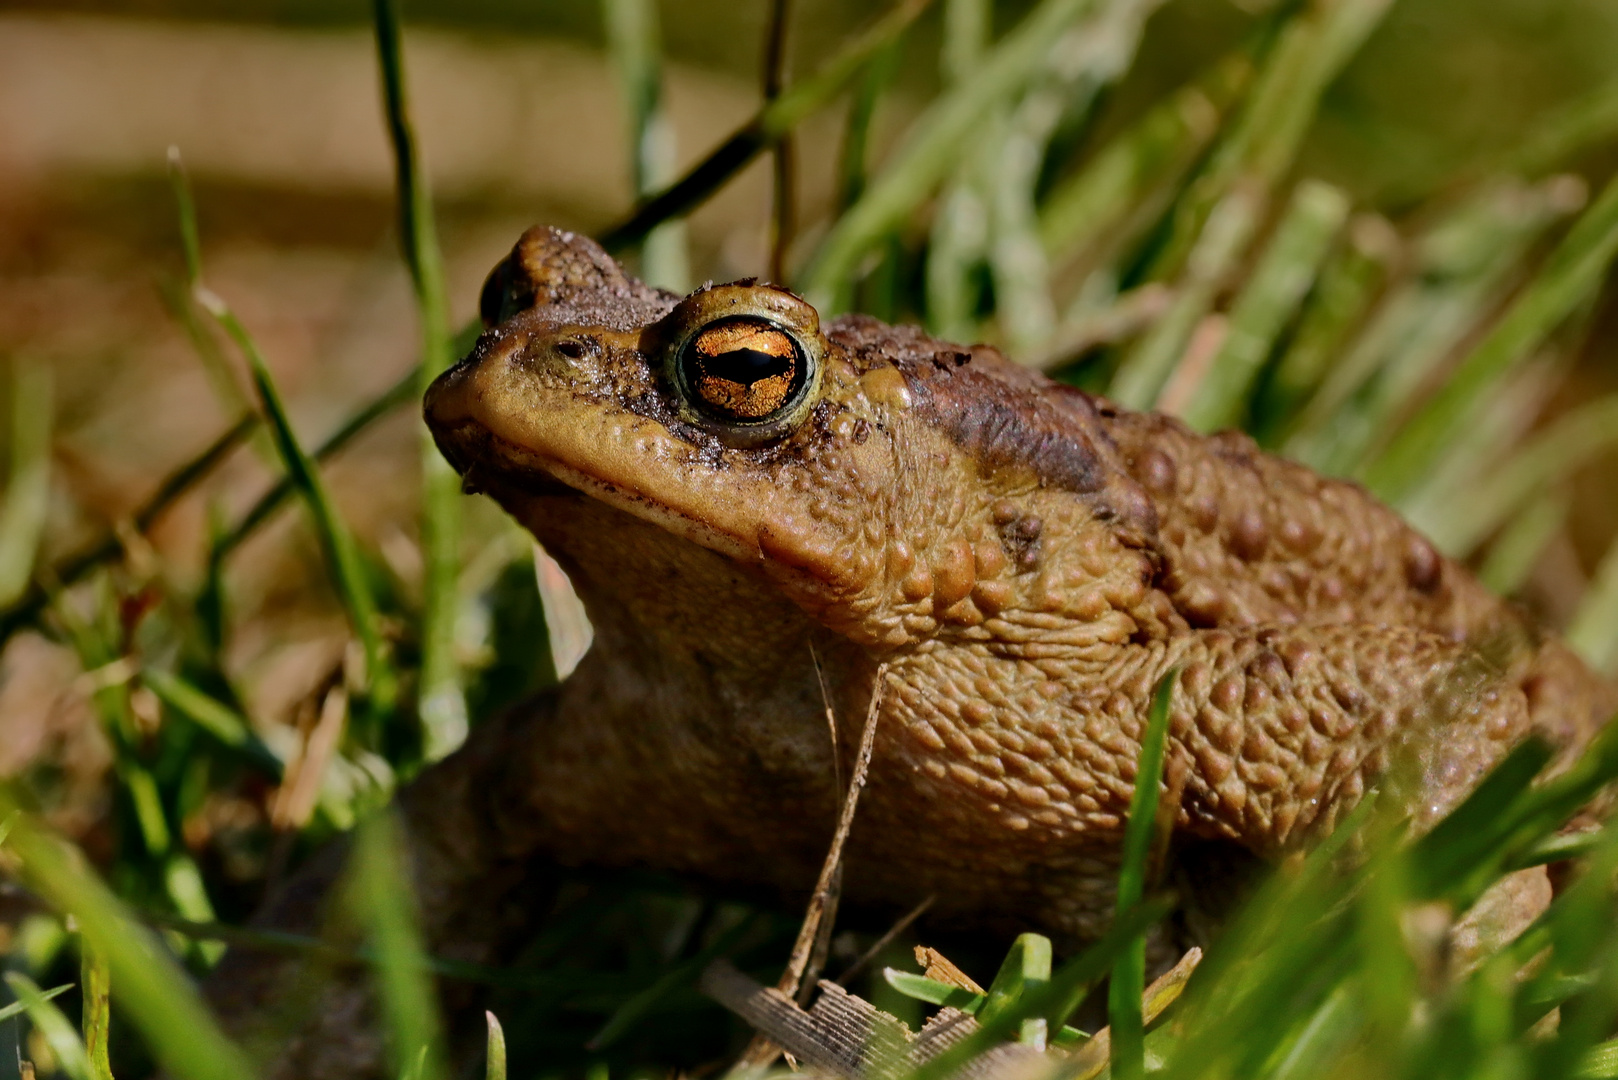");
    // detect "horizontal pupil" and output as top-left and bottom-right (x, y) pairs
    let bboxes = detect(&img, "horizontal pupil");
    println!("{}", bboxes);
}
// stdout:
(699, 347), (795, 386)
